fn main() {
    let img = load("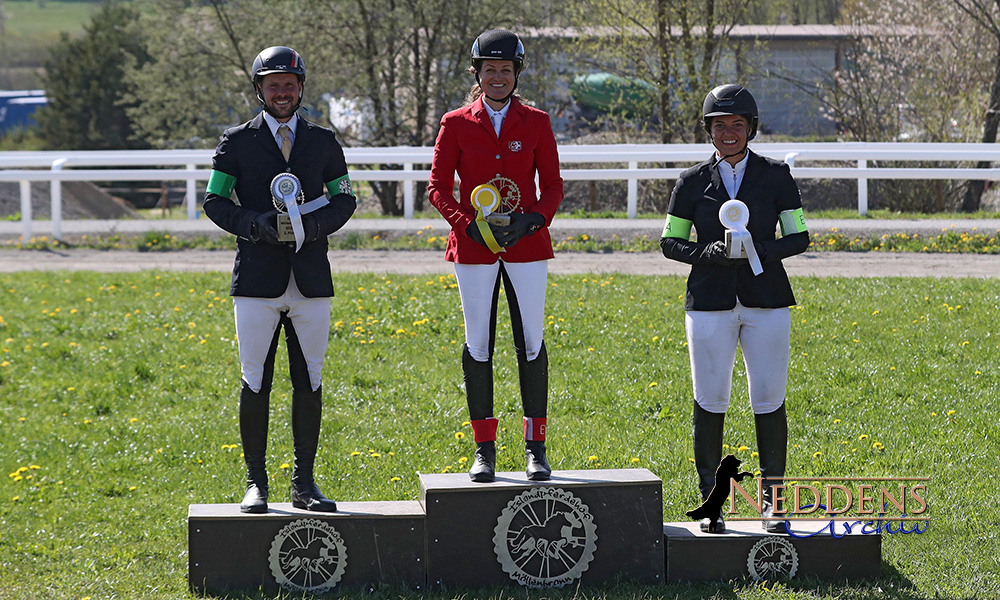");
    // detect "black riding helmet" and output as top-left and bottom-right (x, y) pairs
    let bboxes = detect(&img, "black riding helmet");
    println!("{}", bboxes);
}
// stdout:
(251, 46), (306, 108)
(471, 29), (525, 103)
(702, 84), (759, 141)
